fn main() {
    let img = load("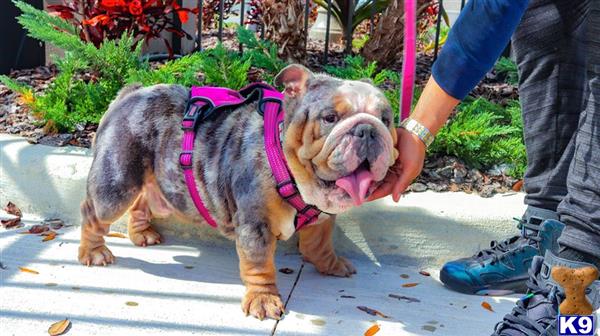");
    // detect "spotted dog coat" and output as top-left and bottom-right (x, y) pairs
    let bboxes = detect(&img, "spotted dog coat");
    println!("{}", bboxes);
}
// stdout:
(78, 65), (397, 320)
